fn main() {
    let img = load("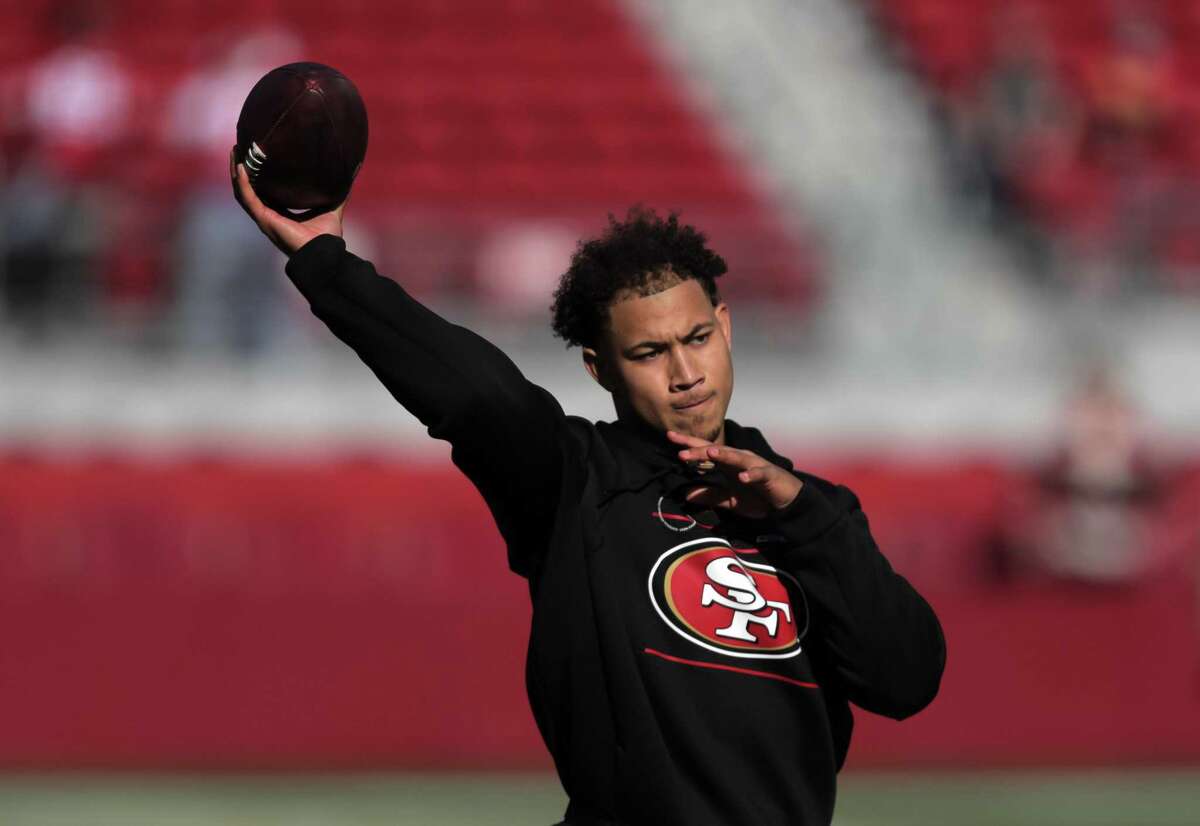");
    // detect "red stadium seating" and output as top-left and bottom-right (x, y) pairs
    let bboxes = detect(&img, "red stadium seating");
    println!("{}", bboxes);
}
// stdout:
(0, 0), (820, 309)
(868, 0), (1200, 289)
